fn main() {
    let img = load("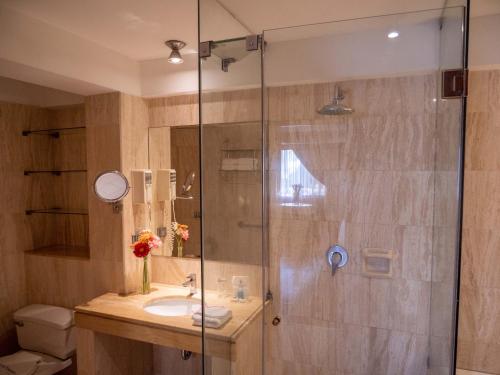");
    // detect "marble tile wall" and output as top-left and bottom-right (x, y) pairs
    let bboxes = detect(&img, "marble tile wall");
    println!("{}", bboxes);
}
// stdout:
(0, 101), (45, 354)
(0, 101), (91, 354)
(265, 74), (443, 375)
(147, 90), (264, 375)
(25, 93), (150, 305)
(146, 77), (463, 375)
(457, 69), (500, 375)
(120, 94), (150, 293)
